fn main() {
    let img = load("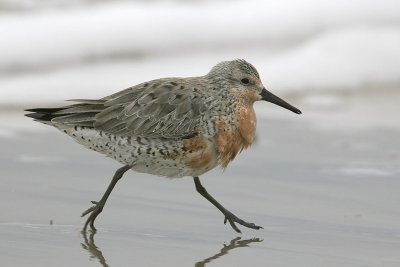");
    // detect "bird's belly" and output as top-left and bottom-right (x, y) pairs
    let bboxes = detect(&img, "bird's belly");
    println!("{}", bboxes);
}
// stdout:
(60, 126), (218, 178)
